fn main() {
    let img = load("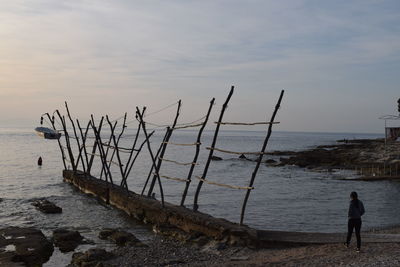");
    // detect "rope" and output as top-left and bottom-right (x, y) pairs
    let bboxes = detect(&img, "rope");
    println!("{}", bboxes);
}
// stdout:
(177, 115), (207, 126)
(162, 142), (200, 146)
(100, 143), (136, 153)
(141, 115), (207, 130)
(206, 147), (264, 155)
(173, 122), (204, 130)
(159, 157), (199, 166)
(215, 121), (280, 126)
(154, 173), (189, 182)
(109, 114), (127, 123)
(195, 176), (254, 190)
(144, 101), (180, 118)
(87, 153), (120, 166)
